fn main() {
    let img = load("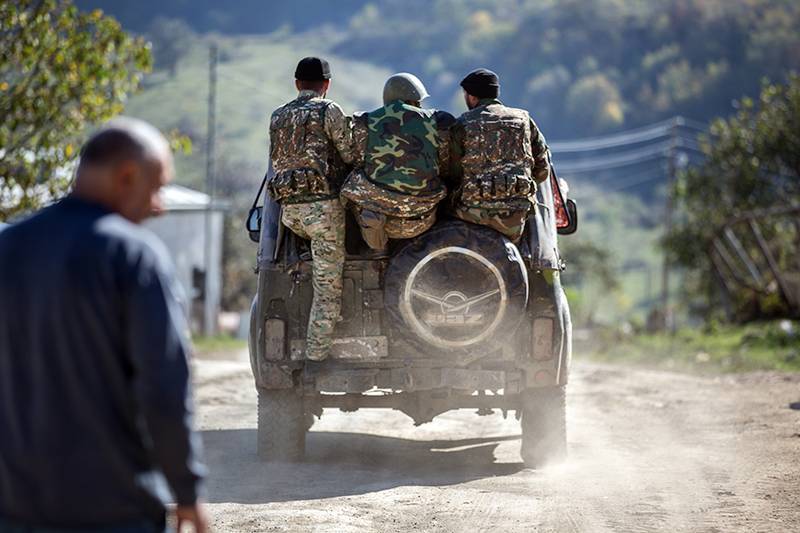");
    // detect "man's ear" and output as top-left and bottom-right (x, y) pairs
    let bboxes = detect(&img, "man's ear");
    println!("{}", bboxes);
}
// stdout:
(322, 79), (331, 95)
(114, 159), (139, 191)
(295, 79), (302, 91)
